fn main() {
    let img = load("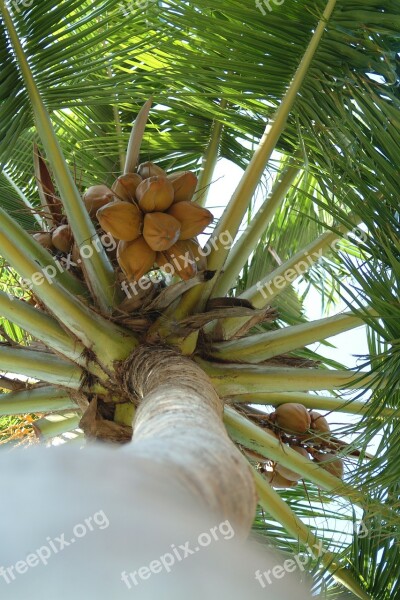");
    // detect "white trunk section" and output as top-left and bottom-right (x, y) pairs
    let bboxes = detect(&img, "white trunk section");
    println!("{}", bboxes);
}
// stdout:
(123, 347), (257, 534)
